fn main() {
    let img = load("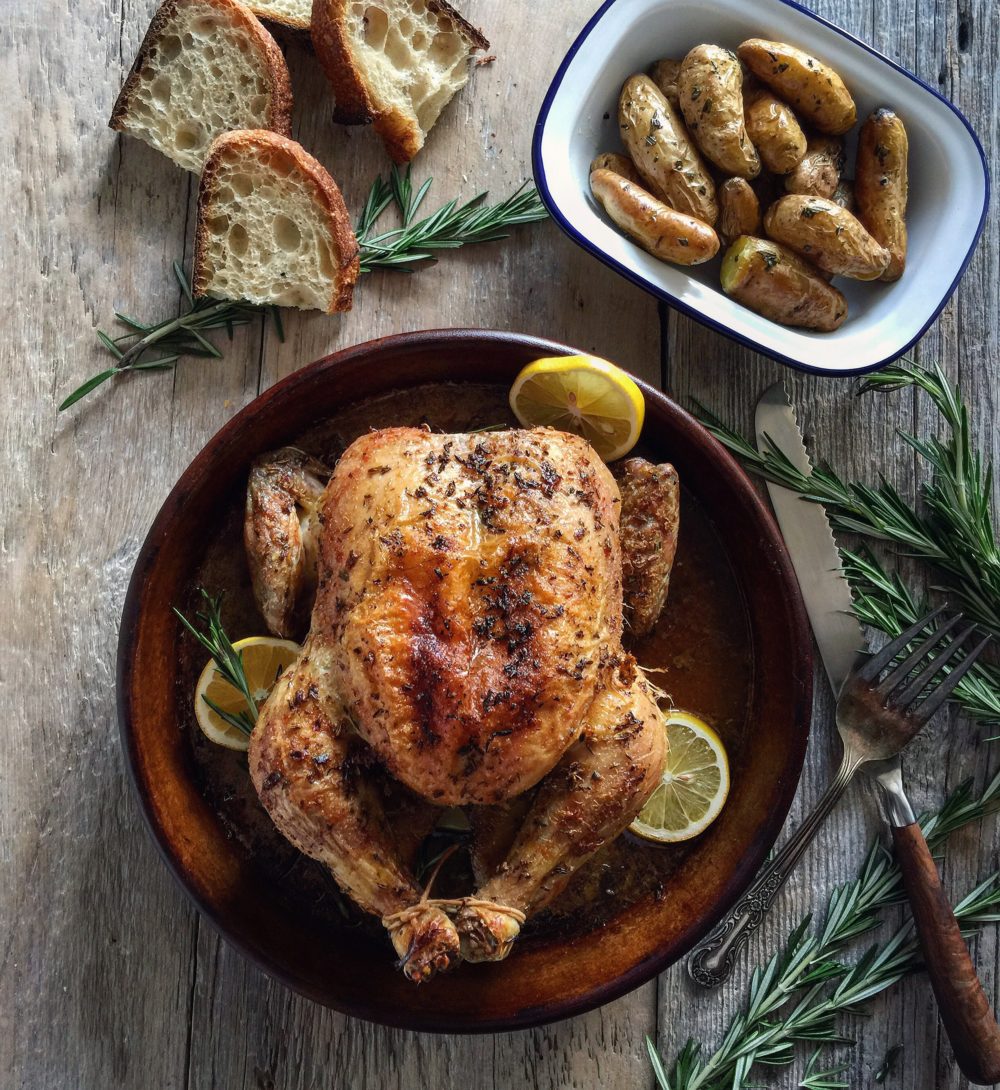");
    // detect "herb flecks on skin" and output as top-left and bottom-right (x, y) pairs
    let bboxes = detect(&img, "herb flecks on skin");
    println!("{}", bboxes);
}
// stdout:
(174, 588), (258, 736)
(648, 771), (1000, 1090)
(60, 169), (547, 410)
